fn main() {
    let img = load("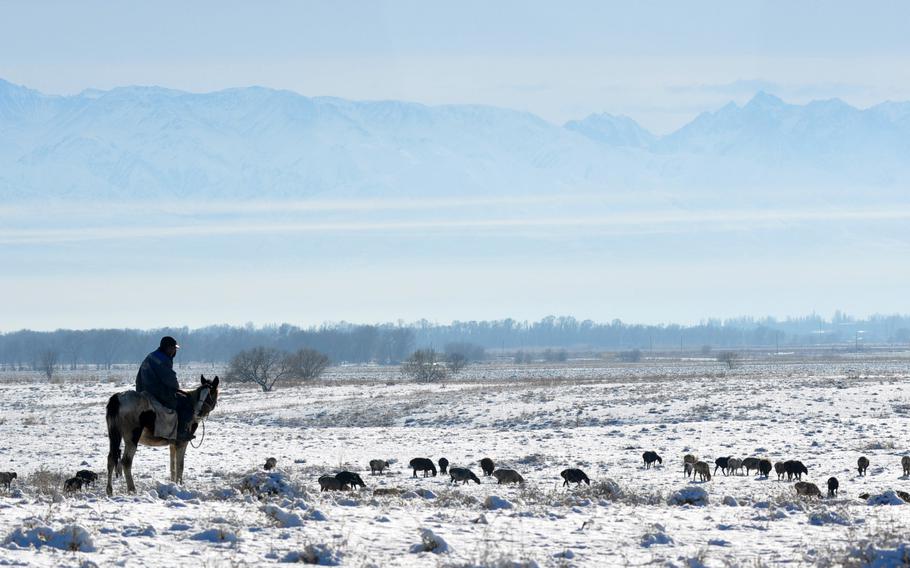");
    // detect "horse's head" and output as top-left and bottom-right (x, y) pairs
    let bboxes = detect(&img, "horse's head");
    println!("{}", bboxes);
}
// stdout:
(195, 374), (220, 418)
